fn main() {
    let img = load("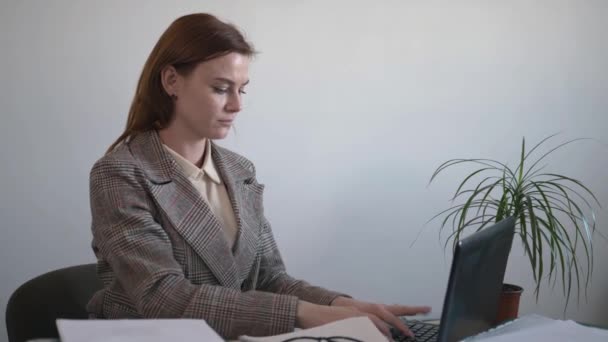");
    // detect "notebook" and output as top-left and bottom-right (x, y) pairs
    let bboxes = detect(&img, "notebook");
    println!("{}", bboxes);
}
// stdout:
(238, 316), (387, 342)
